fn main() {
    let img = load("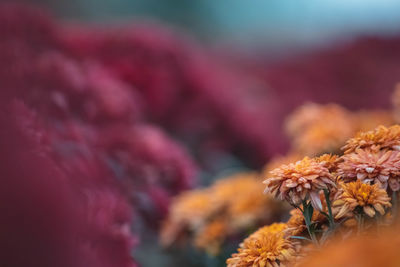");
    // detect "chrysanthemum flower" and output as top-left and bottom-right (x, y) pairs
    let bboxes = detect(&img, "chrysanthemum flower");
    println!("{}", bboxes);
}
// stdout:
(213, 173), (278, 229)
(292, 121), (355, 156)
(169, 189), (213, 226)
(352, 110), (394, 133)
(342, 125), (400, 154)
(227, 223), (300, 267)
(262, 153), (303, 178)
(286, 209), (306, 236)
(285, 103), (355, 156)
(161, 173), (285, 253)
(338, 148), (400, 191)
(264, 157), (336, 210)
(160, 189), (214, 246)
(244, 223), (288, 241)
(315, 154), (340, 172)
(285, 103), (351, 137)
(333, 180), (391, 219)
(194, 218), (228, 255)
(286, 208), (326, 236)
